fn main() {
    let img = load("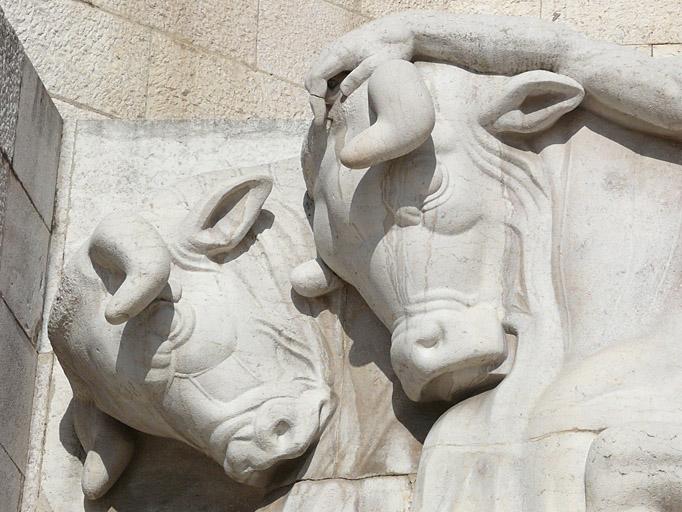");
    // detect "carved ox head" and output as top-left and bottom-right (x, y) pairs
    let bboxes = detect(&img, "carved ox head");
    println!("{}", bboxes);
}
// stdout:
(49, 170), (333, 498)
(294, 60), (584, 402)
